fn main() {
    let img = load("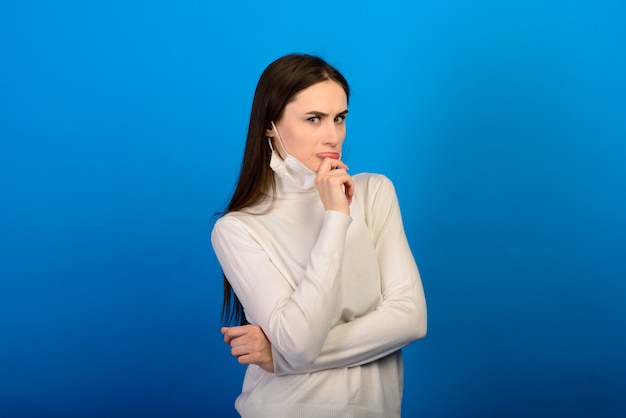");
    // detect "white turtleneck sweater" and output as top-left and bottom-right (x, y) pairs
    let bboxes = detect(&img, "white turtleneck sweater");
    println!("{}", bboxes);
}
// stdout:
(211, 151), (427, 418)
